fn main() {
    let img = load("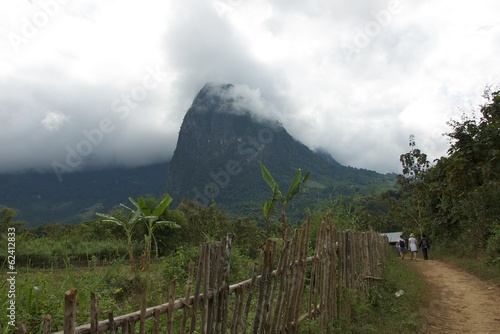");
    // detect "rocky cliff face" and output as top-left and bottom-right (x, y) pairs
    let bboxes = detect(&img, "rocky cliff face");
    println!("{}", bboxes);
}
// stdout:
(166, 83), (342, 211)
